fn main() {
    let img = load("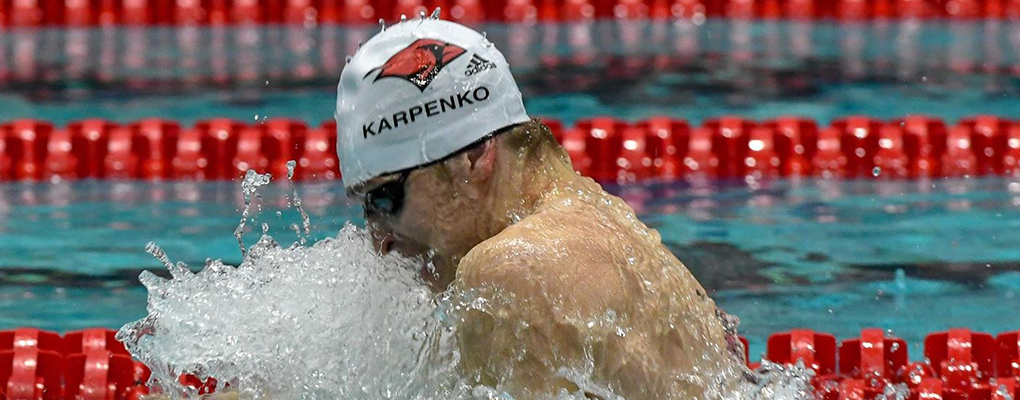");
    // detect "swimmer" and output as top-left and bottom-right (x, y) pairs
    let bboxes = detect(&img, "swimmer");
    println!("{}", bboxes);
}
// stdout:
(145, 16), (745, 400)
(337, 17), (749, 400)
